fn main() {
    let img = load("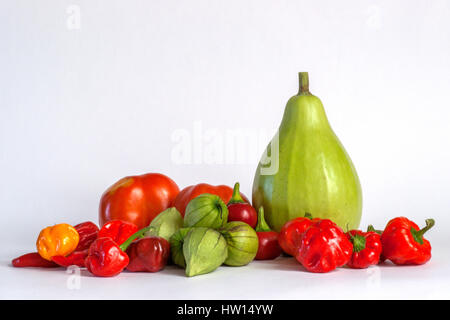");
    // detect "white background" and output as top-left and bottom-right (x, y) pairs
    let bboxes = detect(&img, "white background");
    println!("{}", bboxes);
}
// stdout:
(1, 0), (449, 299)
